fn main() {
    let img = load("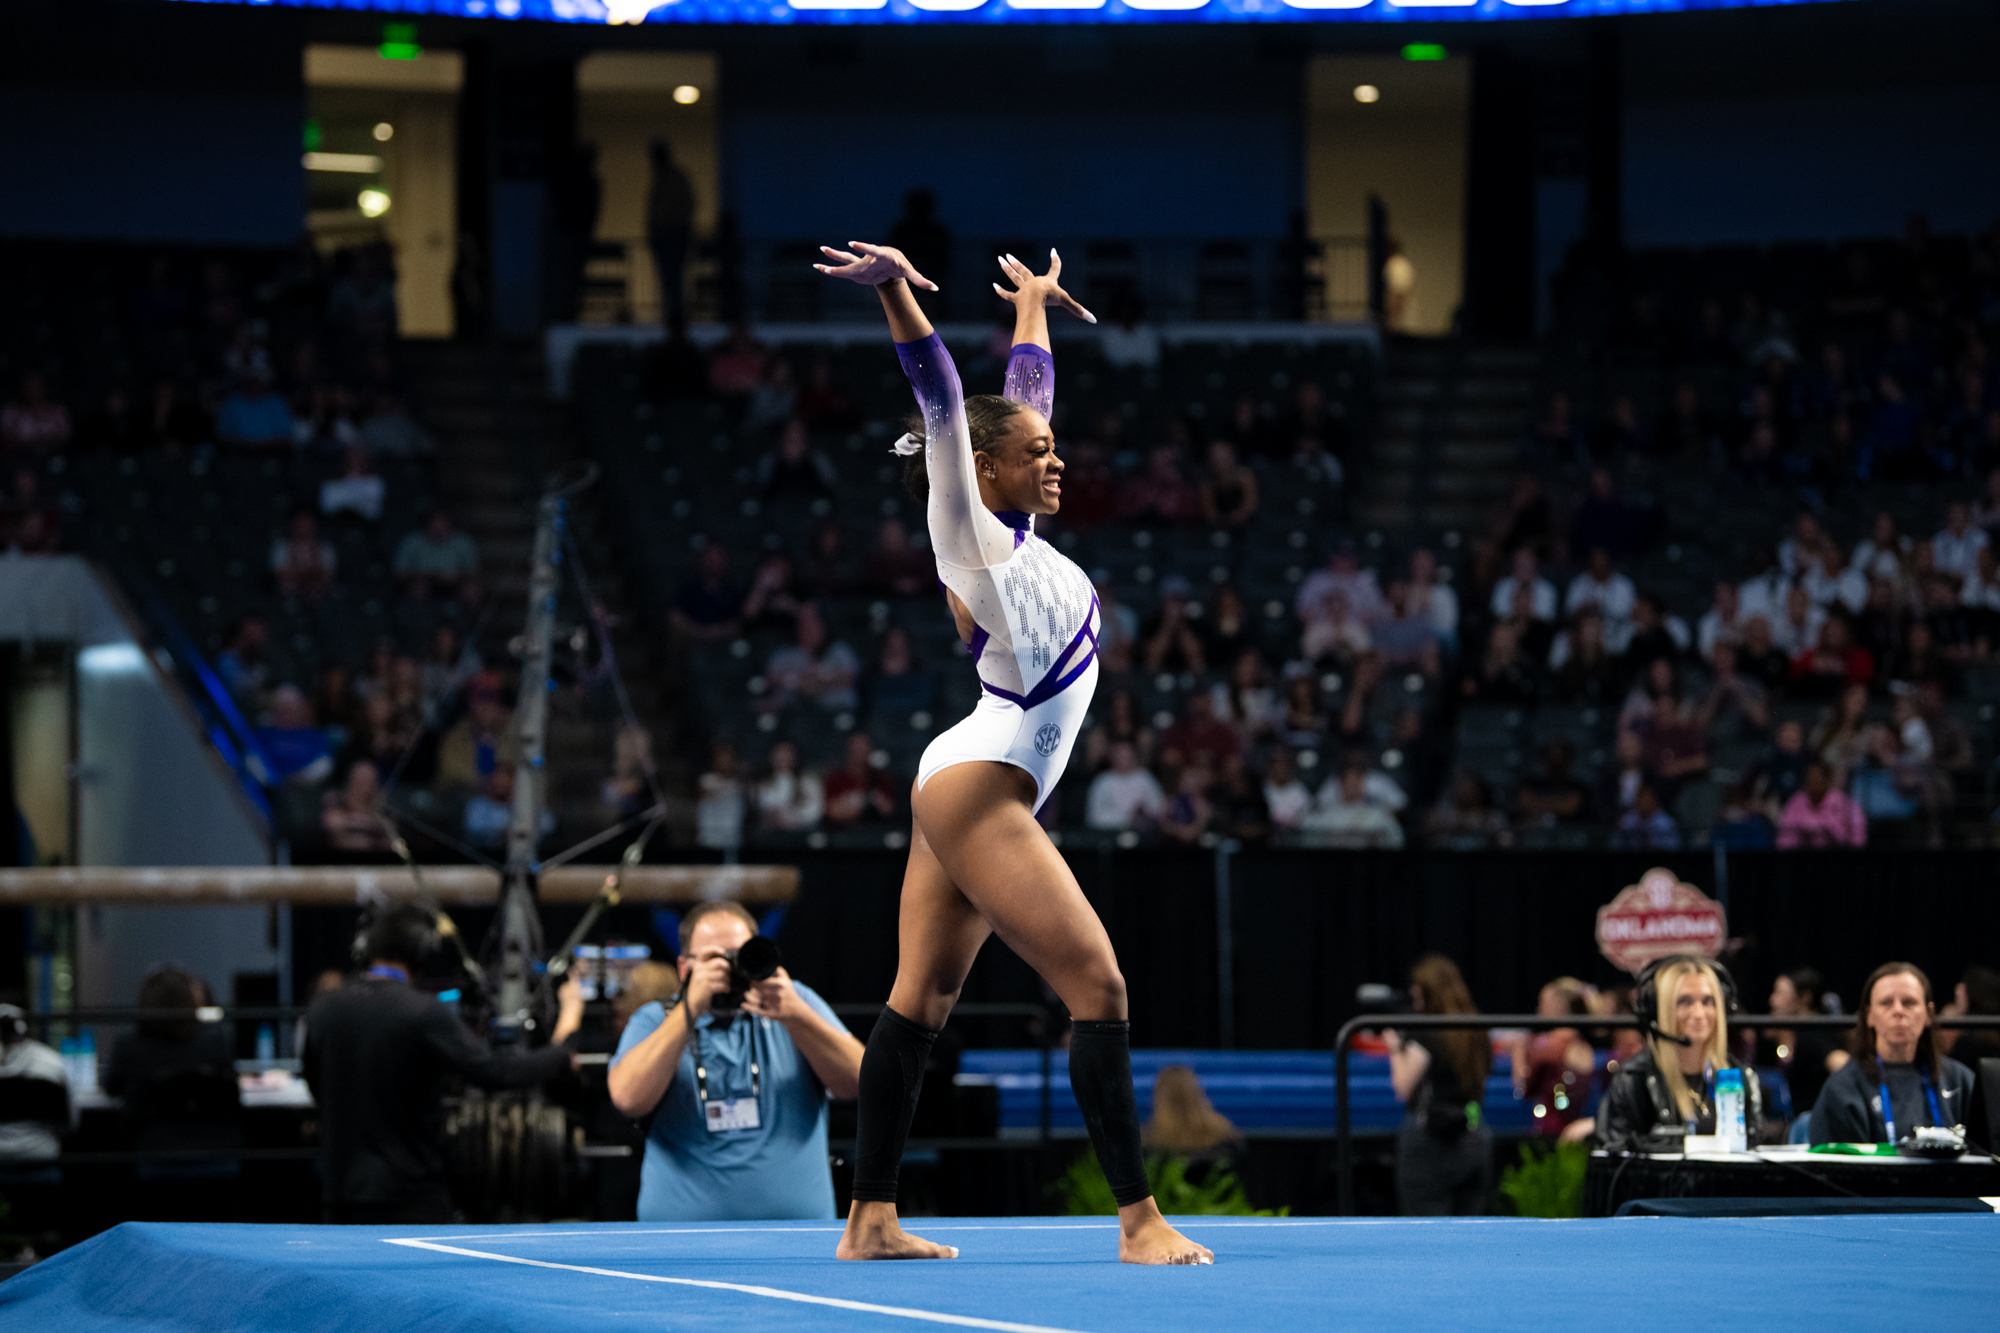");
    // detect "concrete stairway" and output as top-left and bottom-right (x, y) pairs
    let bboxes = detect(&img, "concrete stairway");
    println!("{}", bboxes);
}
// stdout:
(1353, 342), (1540, 539)
(402, 340), (680, 827)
